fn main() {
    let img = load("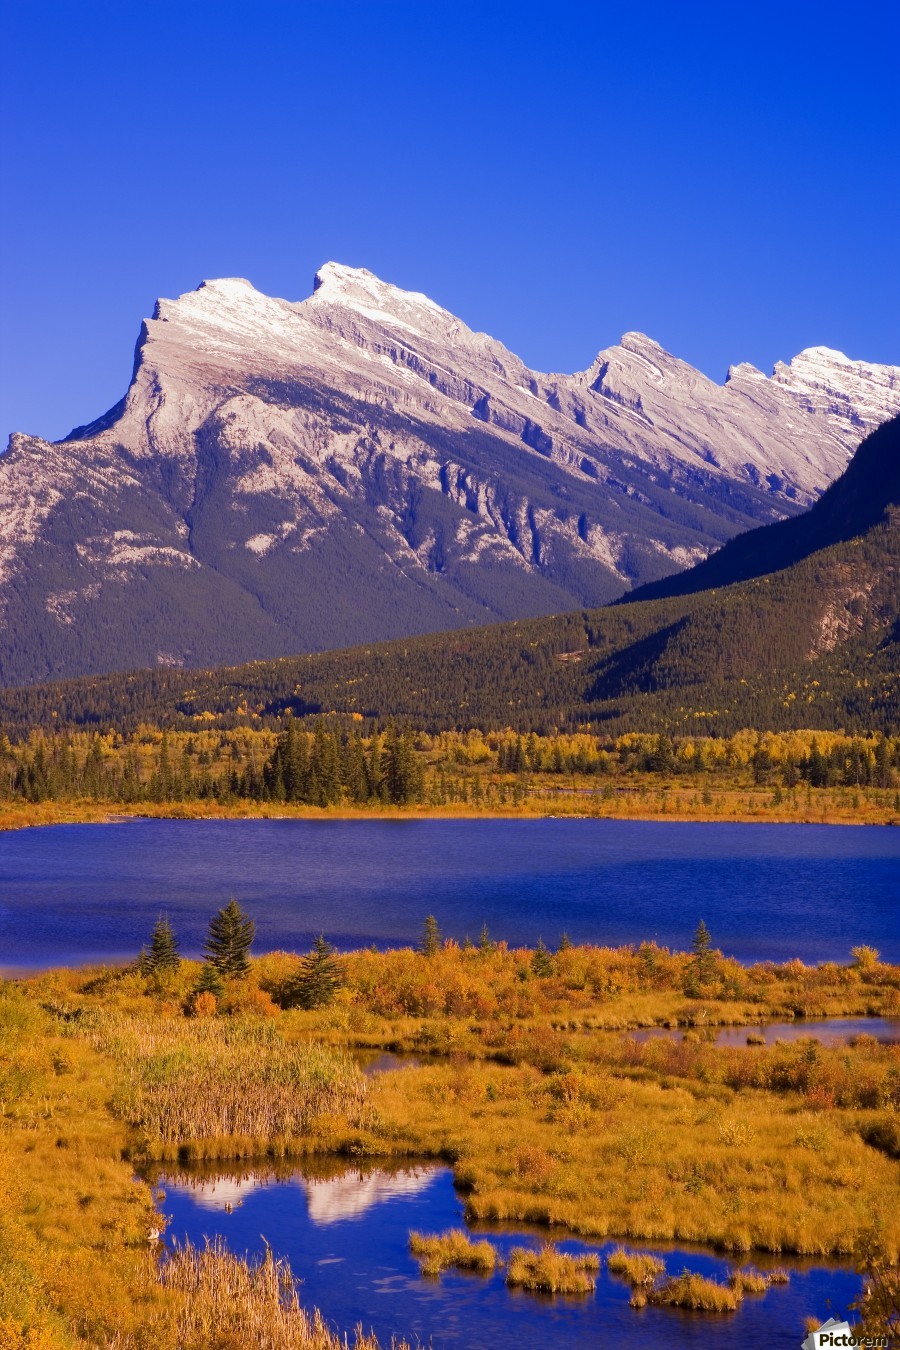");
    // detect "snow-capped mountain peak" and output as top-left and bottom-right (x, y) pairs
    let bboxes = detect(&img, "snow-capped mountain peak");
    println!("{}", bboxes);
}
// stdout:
(2, 263), (898, 685)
